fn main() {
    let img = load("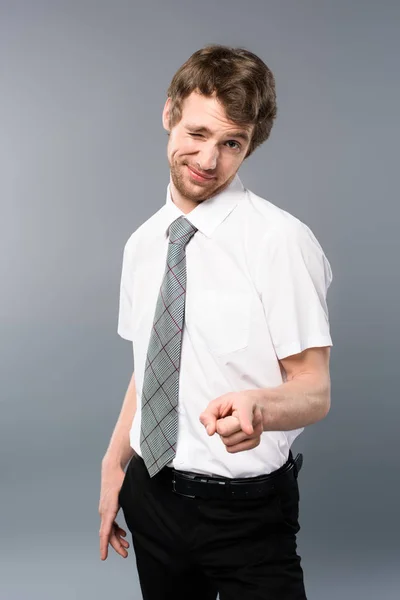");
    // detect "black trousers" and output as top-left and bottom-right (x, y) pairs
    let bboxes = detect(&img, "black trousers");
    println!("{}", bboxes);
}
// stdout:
(119, 452), (307, 600)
